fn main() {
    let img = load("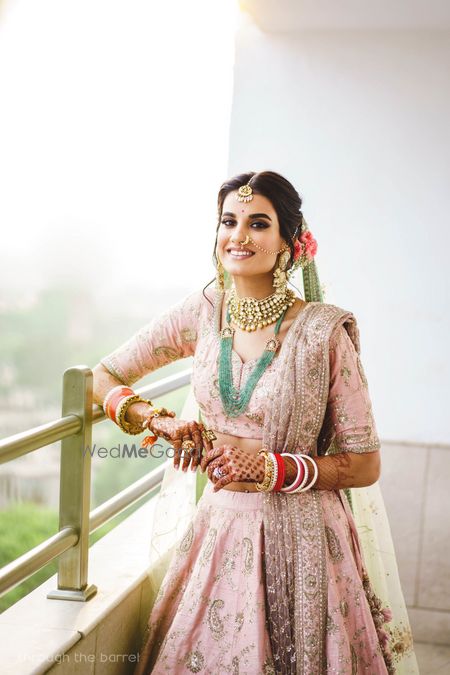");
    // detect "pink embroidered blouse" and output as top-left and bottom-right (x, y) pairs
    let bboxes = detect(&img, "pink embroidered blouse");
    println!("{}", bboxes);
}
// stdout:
(100, 287), (380, 453)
